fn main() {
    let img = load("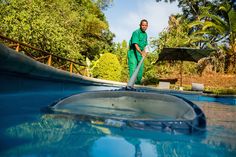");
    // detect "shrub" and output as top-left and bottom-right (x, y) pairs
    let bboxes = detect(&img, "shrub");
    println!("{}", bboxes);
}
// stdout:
(91, 53), (121, 81)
